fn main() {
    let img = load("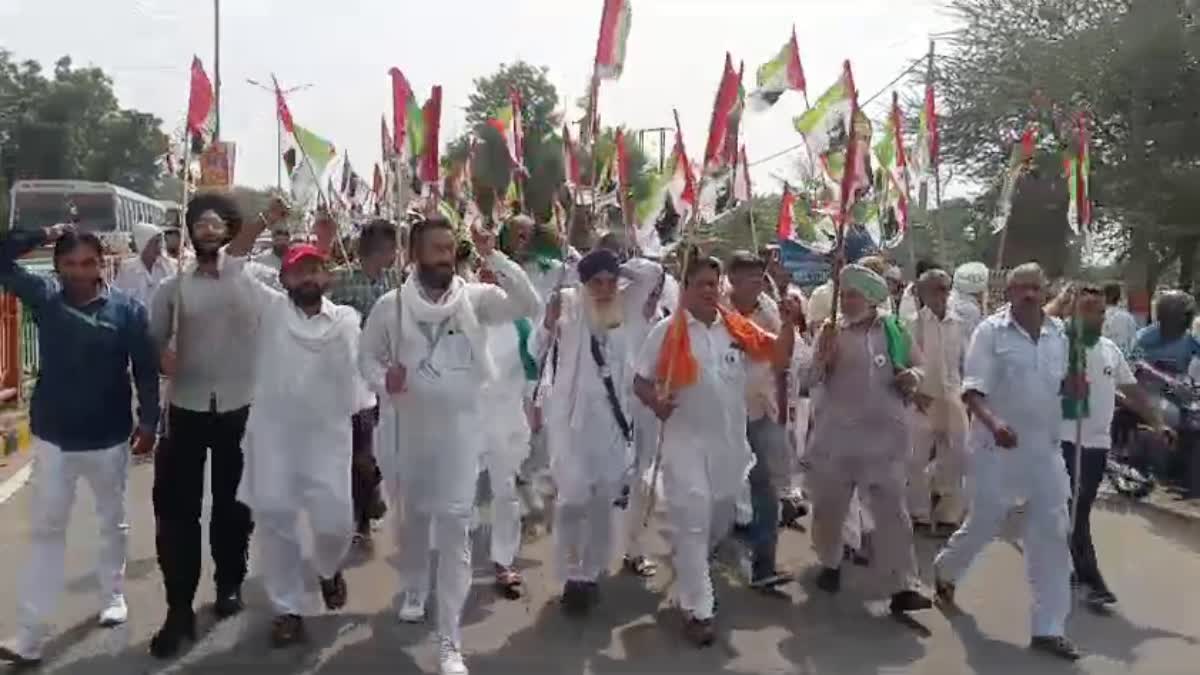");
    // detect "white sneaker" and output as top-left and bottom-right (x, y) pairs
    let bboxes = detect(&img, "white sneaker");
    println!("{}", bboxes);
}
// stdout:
(437, 635), (468, 675)
(99, 595), (129, 627)
(397, 592), (427, 623)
